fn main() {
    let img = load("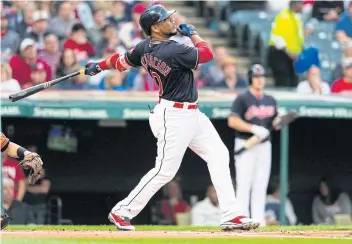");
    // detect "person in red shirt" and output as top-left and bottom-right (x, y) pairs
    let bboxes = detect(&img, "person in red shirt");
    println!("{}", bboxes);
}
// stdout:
(159, 180), (191, 225)
(2, 153), (26, 202)
(9, 38), (52, 87)
(331, 58), (352, 94)
(63, 23), (95, 62)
